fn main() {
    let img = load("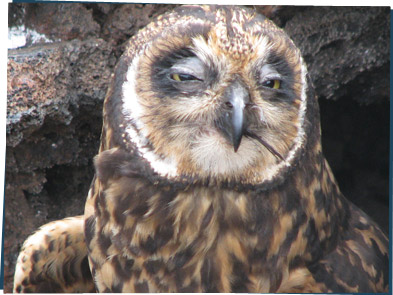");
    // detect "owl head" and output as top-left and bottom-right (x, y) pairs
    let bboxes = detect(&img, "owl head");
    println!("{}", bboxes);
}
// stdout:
(101, 5), (319, 189)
